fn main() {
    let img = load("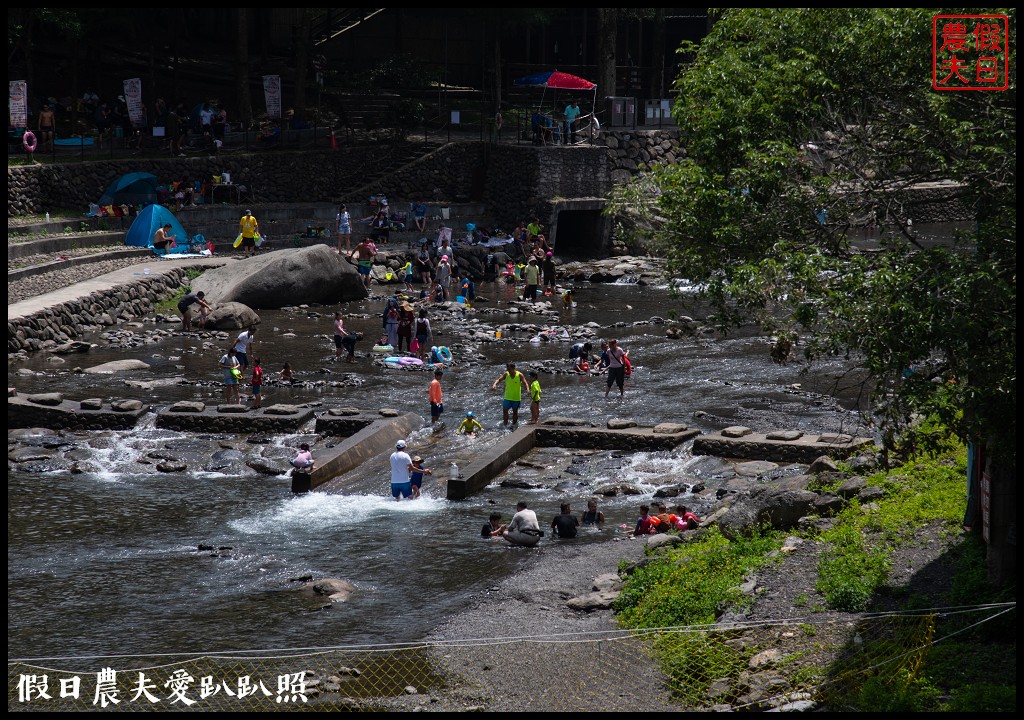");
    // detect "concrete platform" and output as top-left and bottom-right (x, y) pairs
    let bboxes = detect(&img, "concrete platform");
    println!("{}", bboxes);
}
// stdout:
(9, 395), (148, 431)
(692, 427), (873, 464)
(155, 403), (315, 433)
